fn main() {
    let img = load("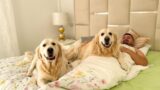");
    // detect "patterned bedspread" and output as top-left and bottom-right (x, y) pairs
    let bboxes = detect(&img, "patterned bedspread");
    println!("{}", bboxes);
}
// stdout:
(0, 56), (38, 90)
(0, 54), (148, 90)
